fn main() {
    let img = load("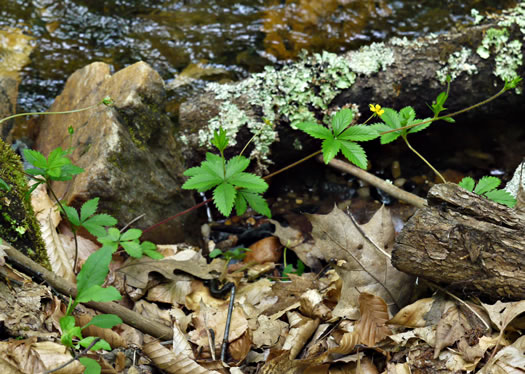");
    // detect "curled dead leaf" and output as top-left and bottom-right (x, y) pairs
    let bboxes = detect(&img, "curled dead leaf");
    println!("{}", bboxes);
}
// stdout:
(354, 293), (392, 347)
